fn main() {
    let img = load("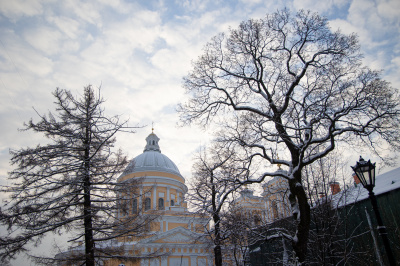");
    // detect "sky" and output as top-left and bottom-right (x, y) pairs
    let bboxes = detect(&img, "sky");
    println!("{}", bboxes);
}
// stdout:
(0, 0), (399, 264)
